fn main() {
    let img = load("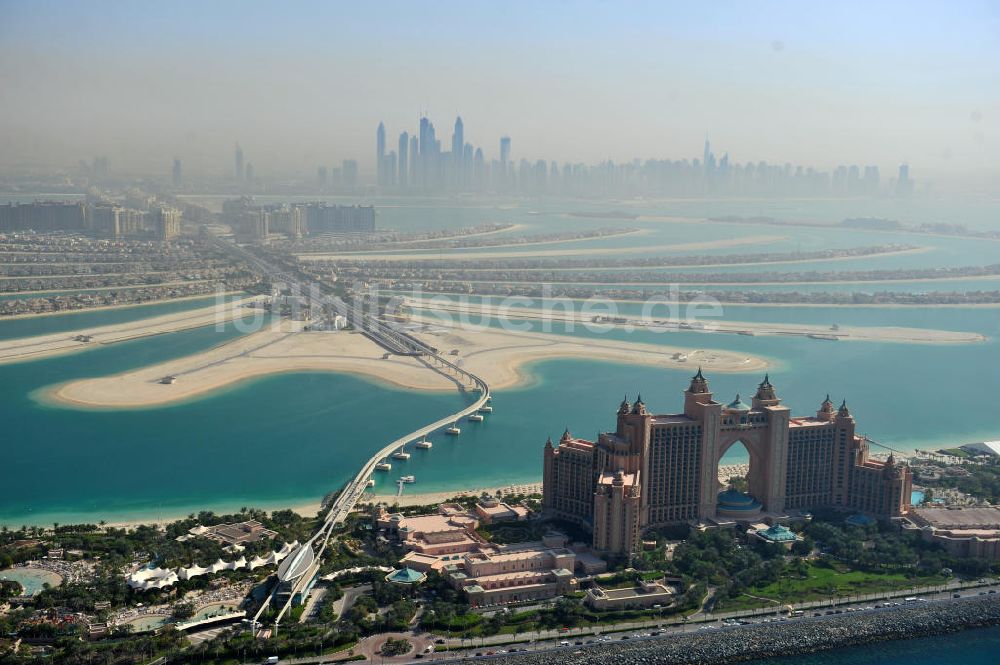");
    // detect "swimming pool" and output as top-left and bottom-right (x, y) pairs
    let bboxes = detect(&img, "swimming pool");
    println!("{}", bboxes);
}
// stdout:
(0, 567), (63, 596)
(123, 614), (172, 633)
